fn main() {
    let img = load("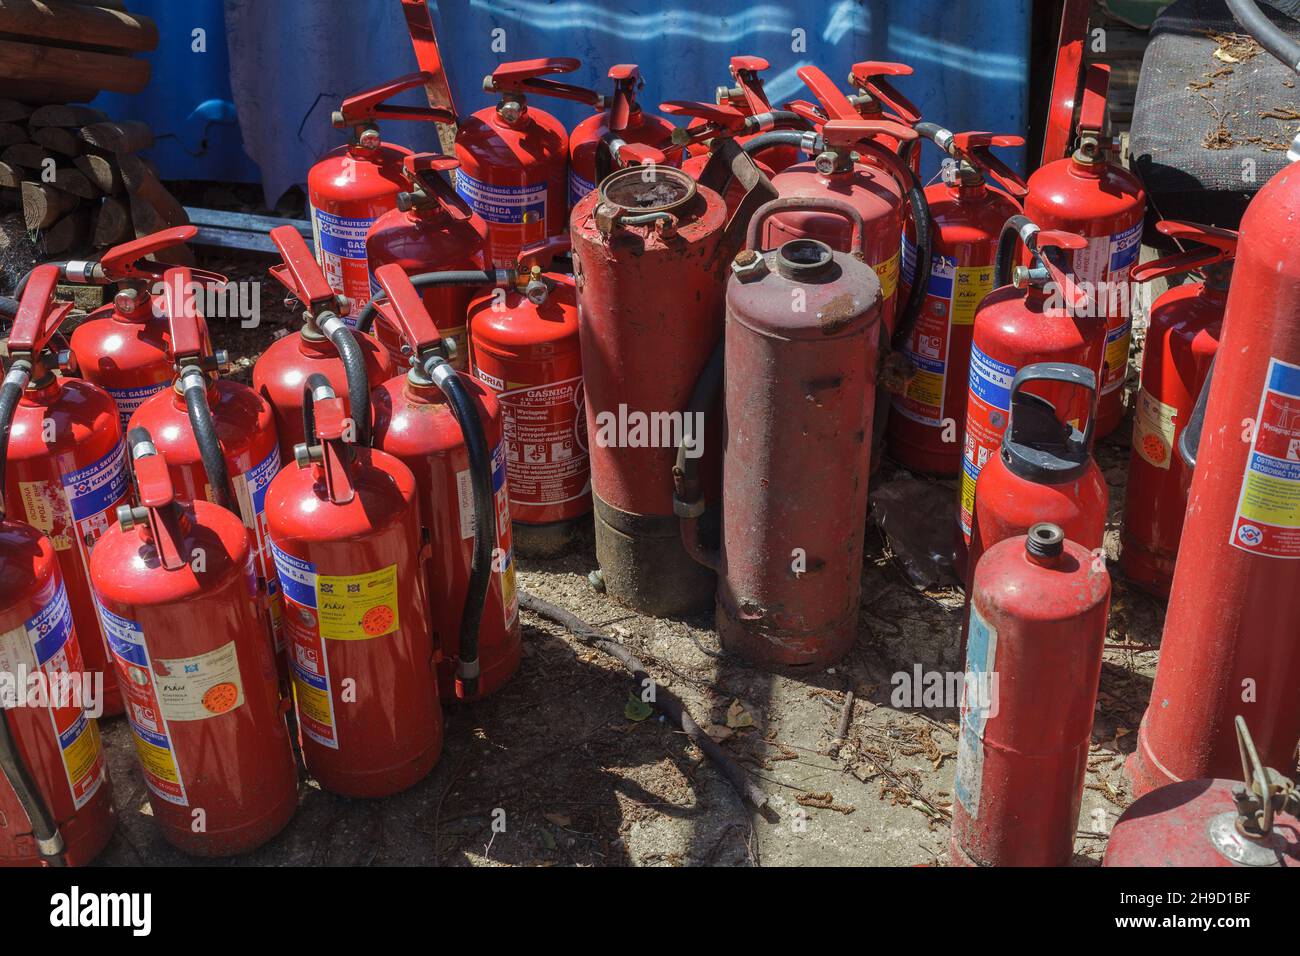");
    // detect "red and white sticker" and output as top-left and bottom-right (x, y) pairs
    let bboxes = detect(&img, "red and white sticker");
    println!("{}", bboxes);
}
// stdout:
(1232, 358), (1300, 558)
(493, 375), (589, 508)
